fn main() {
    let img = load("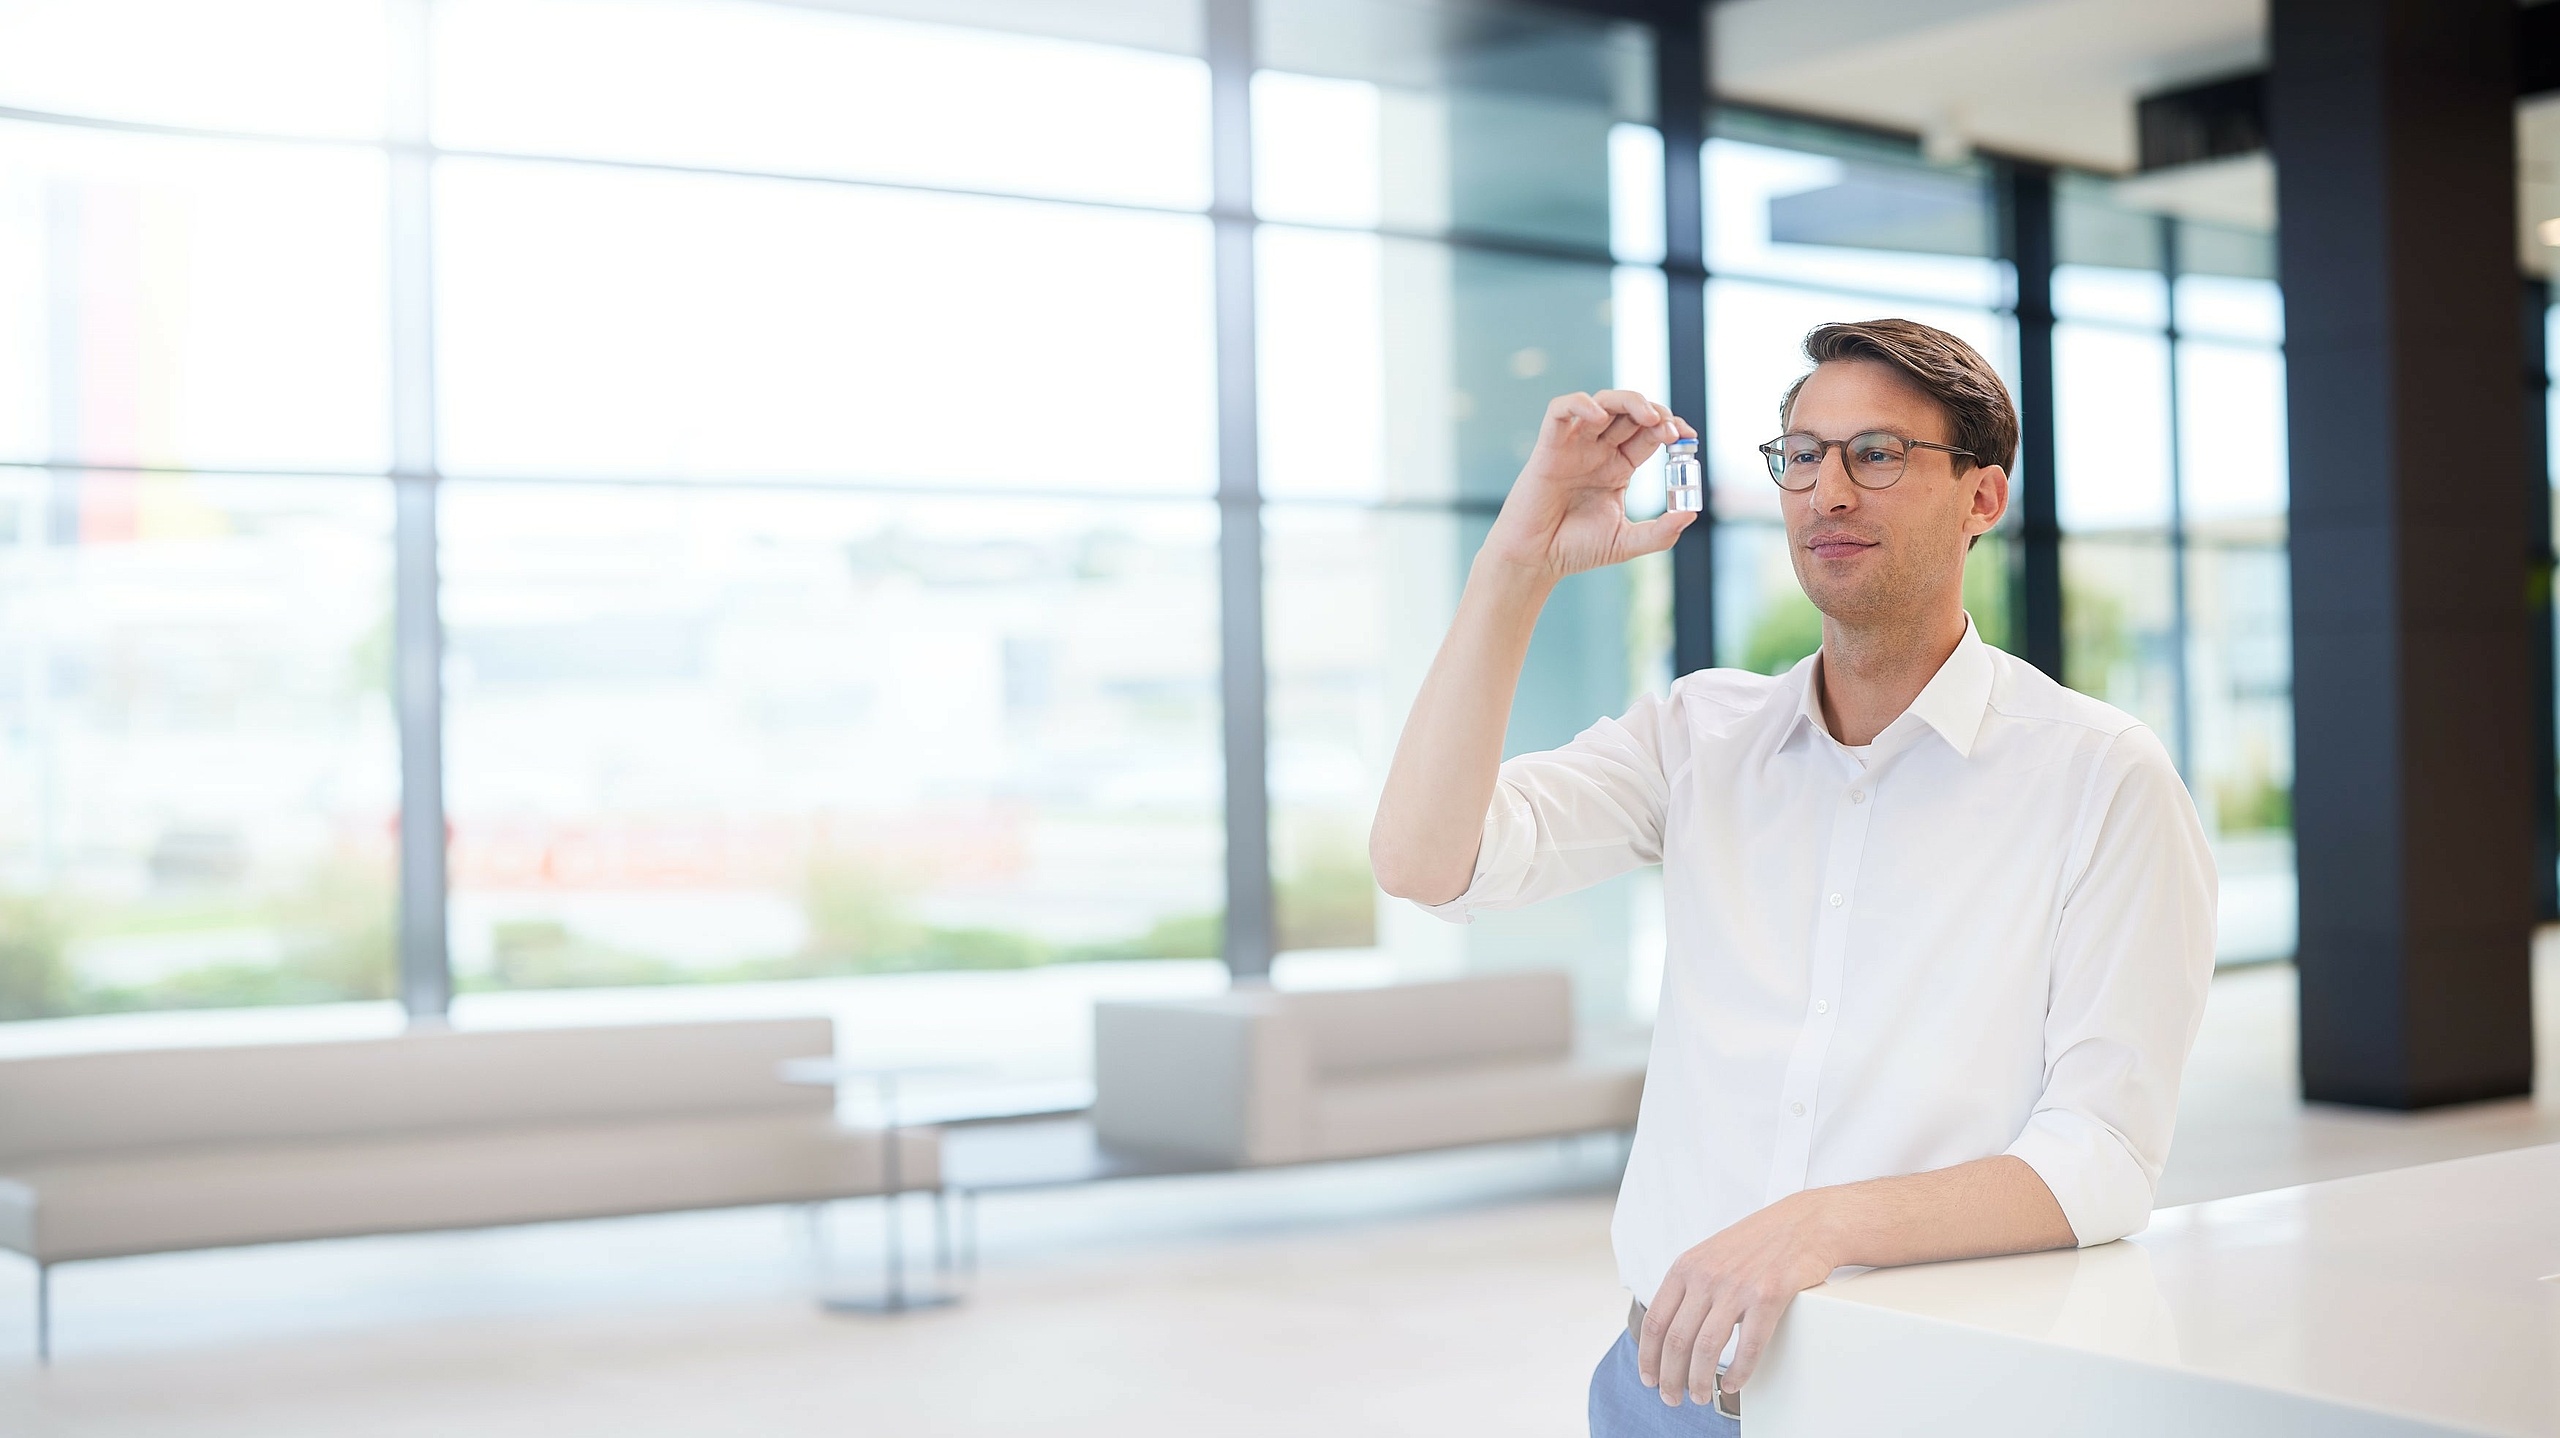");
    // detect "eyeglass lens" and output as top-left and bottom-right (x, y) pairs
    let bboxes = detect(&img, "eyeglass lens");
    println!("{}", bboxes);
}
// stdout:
(1764, 432), (1909, 490)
